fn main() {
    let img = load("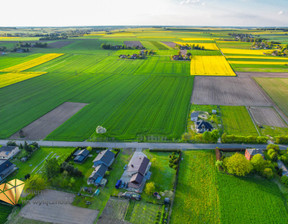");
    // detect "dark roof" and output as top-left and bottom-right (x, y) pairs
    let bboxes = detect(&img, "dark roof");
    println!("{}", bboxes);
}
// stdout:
(89, 164), (108, 180)
(74, 149), (89, 157)
(127, 156), (150, 176)
(196, 120), (213, 130)
(0, 160), (13, 173)
(246, 148), (264, 156)
(190, 112), (199, 118)
(130, 173), (144, 184)
(0, 146), (17, 152)
(93, 150), (115, 166)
